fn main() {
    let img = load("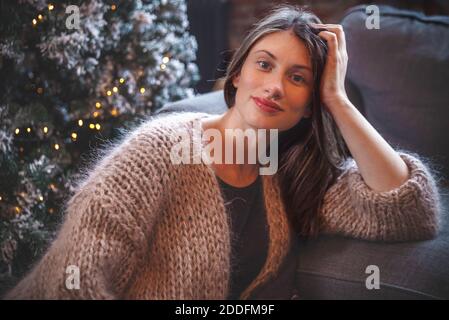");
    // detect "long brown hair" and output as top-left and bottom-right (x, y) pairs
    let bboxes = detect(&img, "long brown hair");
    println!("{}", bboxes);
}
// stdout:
(222, 4), (351, 237)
